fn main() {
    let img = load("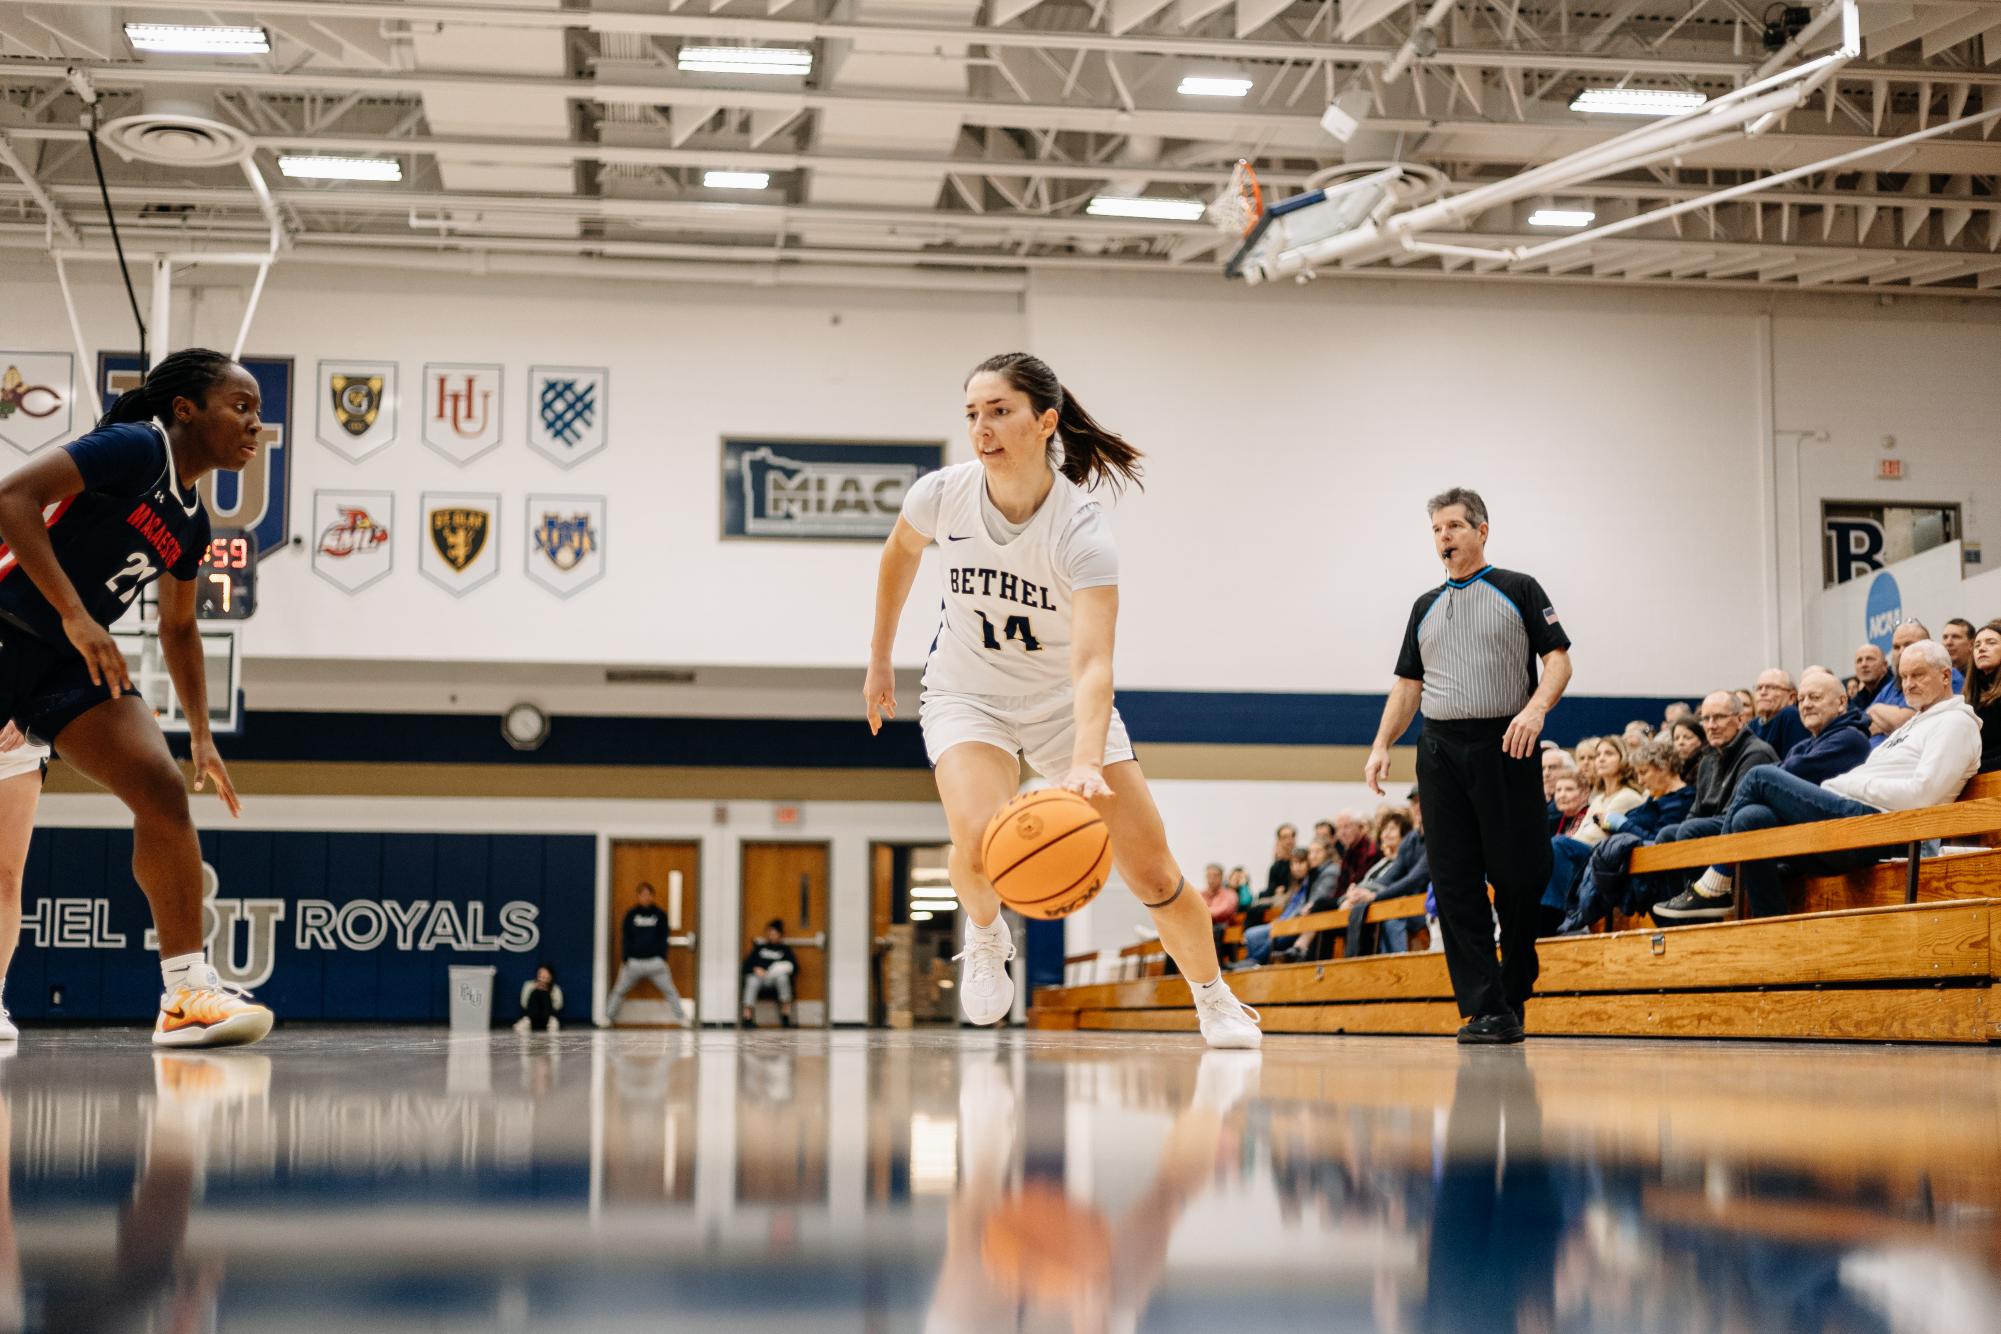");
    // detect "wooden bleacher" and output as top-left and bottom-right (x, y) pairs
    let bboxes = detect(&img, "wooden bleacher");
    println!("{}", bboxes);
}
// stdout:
(1032, 770), (2001, 1043)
